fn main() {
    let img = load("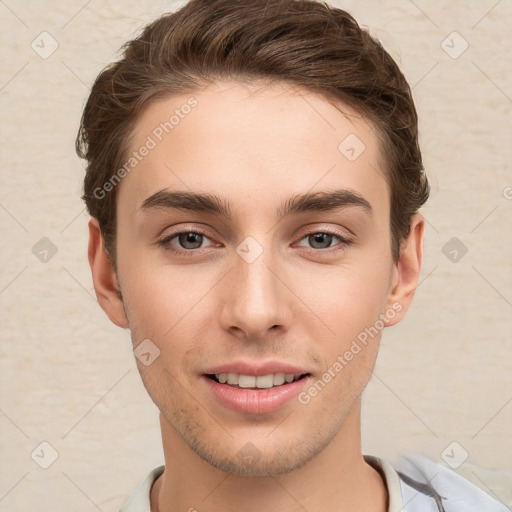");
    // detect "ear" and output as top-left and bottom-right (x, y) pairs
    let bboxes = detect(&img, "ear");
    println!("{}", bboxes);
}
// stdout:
(88, 217), (129, 329)
(384, 214), (425, 327)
